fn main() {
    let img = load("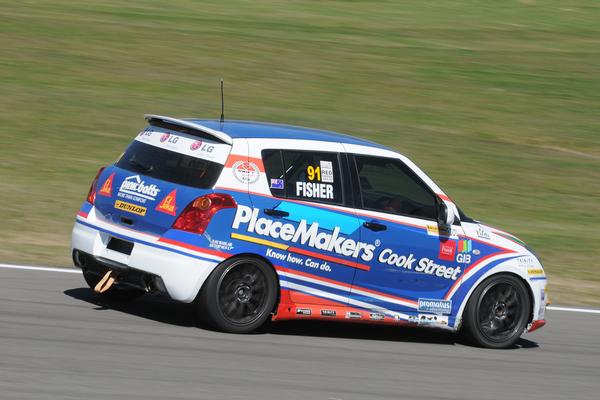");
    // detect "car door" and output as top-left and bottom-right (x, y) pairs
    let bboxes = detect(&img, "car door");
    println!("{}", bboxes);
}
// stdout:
(348, 153), (464, 316)
(246, 142), (363, 307)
